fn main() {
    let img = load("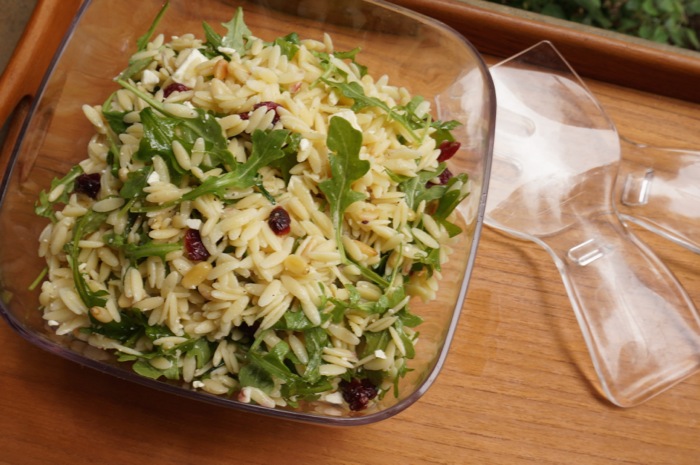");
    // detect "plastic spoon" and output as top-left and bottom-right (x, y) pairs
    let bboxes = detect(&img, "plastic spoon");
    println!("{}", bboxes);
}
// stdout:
(487, 41), (700, 407)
